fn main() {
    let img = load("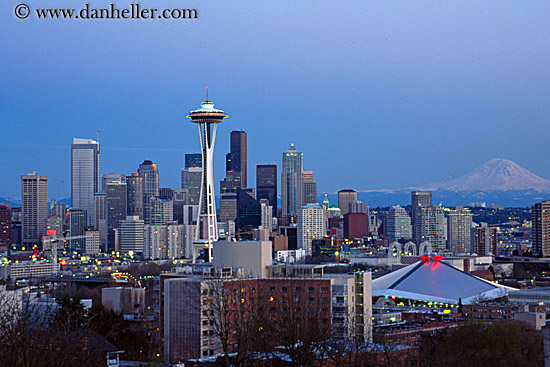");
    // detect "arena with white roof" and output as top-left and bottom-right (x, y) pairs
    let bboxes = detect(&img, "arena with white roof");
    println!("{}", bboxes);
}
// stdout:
(372, 257), (515, 306)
